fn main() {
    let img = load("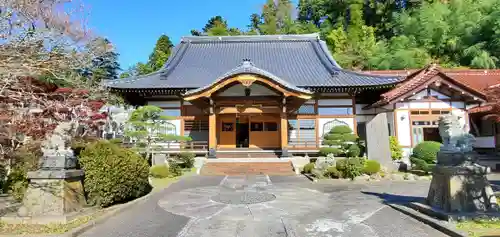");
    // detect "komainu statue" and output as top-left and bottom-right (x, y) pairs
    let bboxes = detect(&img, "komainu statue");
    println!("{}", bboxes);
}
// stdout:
(436, 114), (476, 166)
(426, 113), (499, 215)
